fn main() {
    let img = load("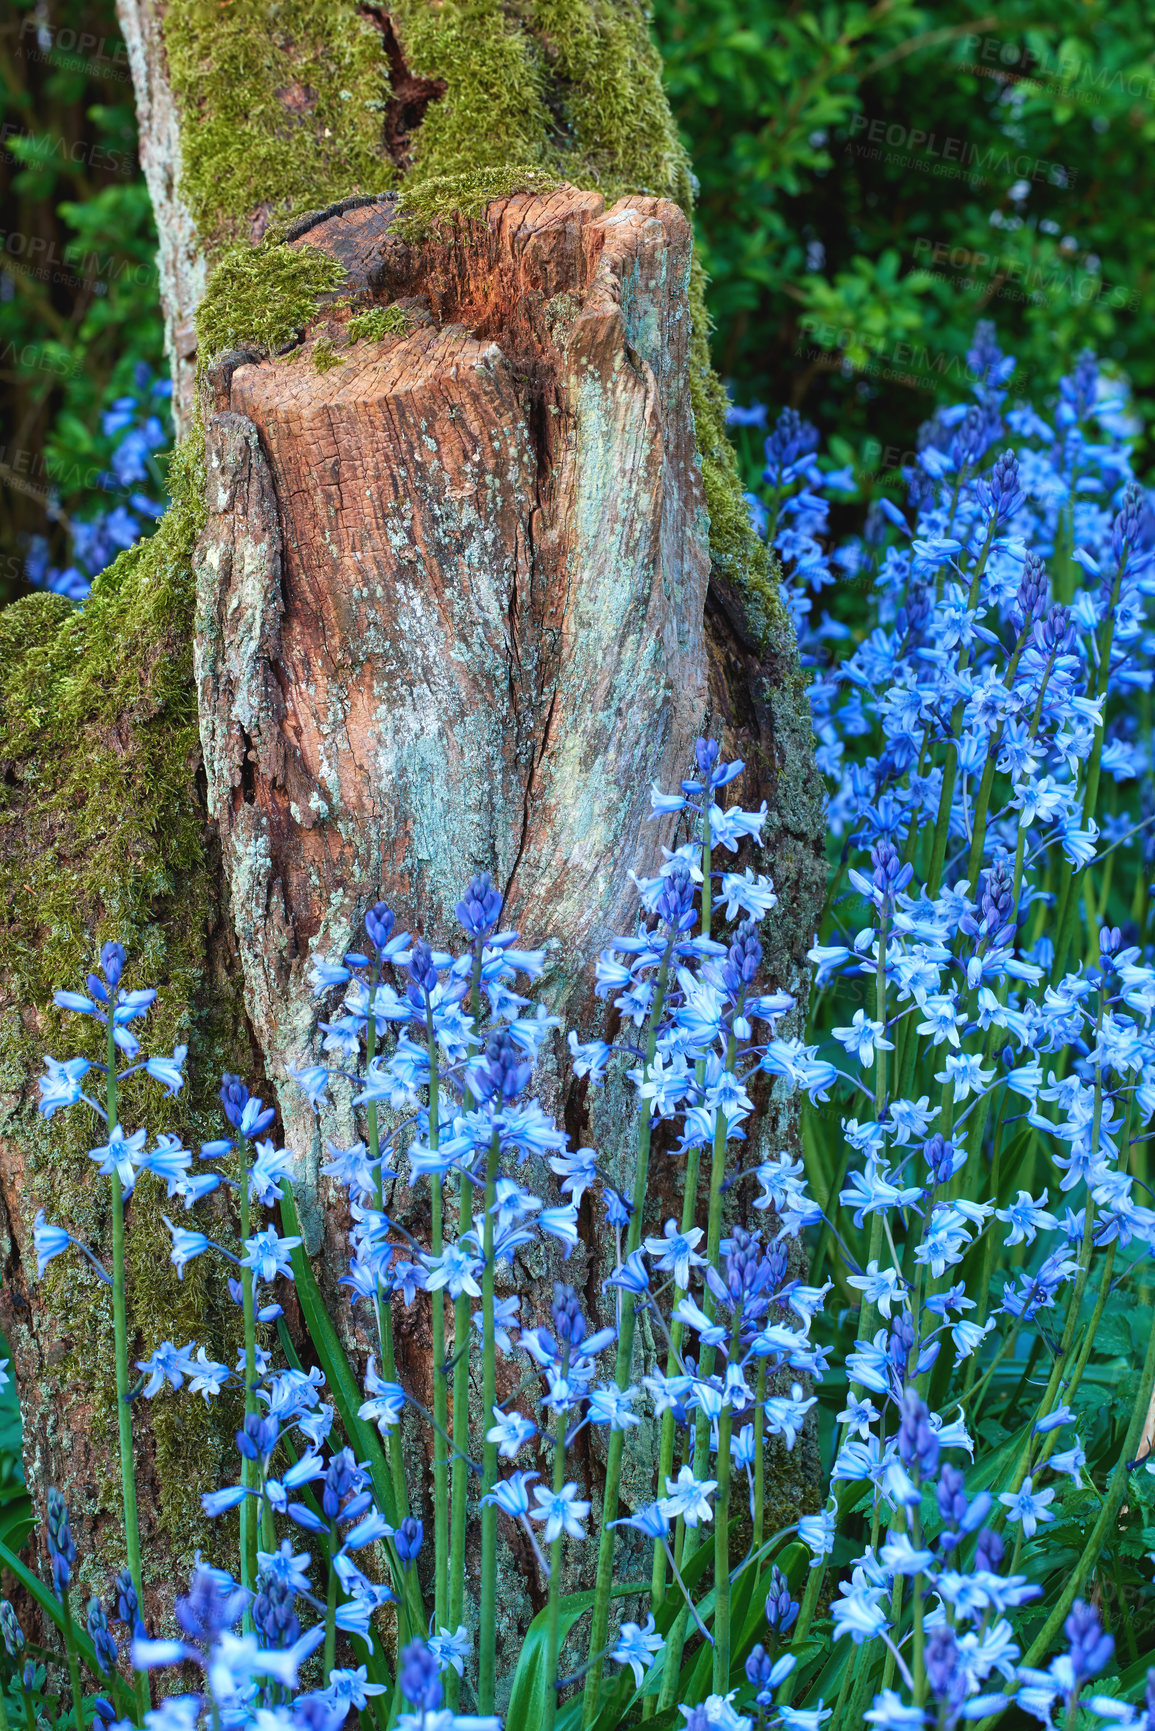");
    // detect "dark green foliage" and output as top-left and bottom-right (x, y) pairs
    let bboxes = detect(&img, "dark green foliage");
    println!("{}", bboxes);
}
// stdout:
(651, 0), (1155, 482)
(0, 0), (165, 604)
